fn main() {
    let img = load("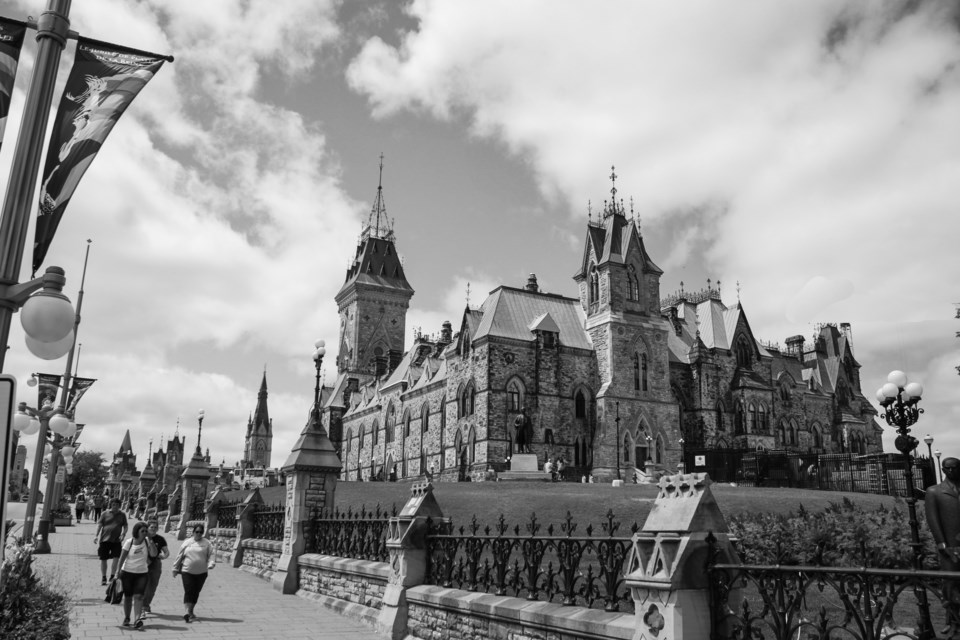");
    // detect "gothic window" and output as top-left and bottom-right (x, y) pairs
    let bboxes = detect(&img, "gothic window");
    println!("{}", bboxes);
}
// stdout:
(812, 424), (822, 450)
(371, 419), (379, 446)
(589, 264), (599, 305)
(779, 381), (791, 403)
(575, 390), (587, 419)
(716, 403), (725, 431)
(542, 331), (556, 349)
(778, 421), (786, 446)
(735, 336), (752, 369)
(634, 354), (640, 390)
(440, 395), (447, 432)
(544, 429), (554, 445)
(462, 334), (471, 358)
(655, 436), (664, 464)
(623, 432), (633, 463)
(790, 420), (798, 446)
(734, 401), (745, 435)
(386, 406), (395, 444)
(345, 428), (352, 457)
(642, 354), (648, 391)
(574, 436), (583, 466)
(421, 403), (430, 434)
(627, 265), (640, 301)
(459, 382), (476, 418)
(507, 379), (524, 413)
(758, 404), (768, 432)
(747, 403), (758, 433)
(633, 352), (649, 391)
(403, 411), (411, 439)
(468, 428), (476, 464)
